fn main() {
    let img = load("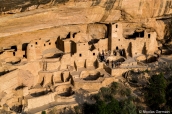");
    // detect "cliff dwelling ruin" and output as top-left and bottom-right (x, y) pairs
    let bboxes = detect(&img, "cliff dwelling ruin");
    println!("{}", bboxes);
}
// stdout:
(0, 0), (172, 113)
